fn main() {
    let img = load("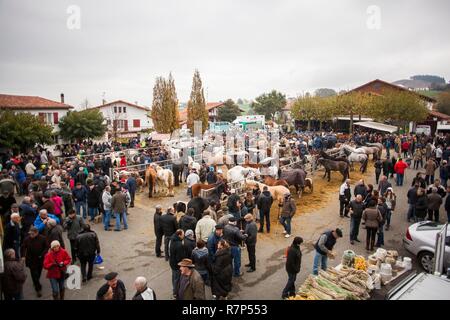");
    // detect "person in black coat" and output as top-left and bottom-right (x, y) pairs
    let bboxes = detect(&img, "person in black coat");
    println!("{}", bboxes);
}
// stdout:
(281, 236), (303, 299)
(75, 224), (101, 282)
(244, 214), (257, 272)
(188, 196), (209, 222)
(415, 188), (428, 221)
(20, 226), (47, 297)
(256, 187), (273, 233)
(445, 186), (450, 222)
(153, 205), (164, 258)
(183, 230), (197, 258)
(3, 212), (22, 258)
(179, 209), (197, 233)
(169, 230), (187, 297)
(87, 183), (101, 221)
(211, 240), (233, 299)
(160, 208), (178, 261)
